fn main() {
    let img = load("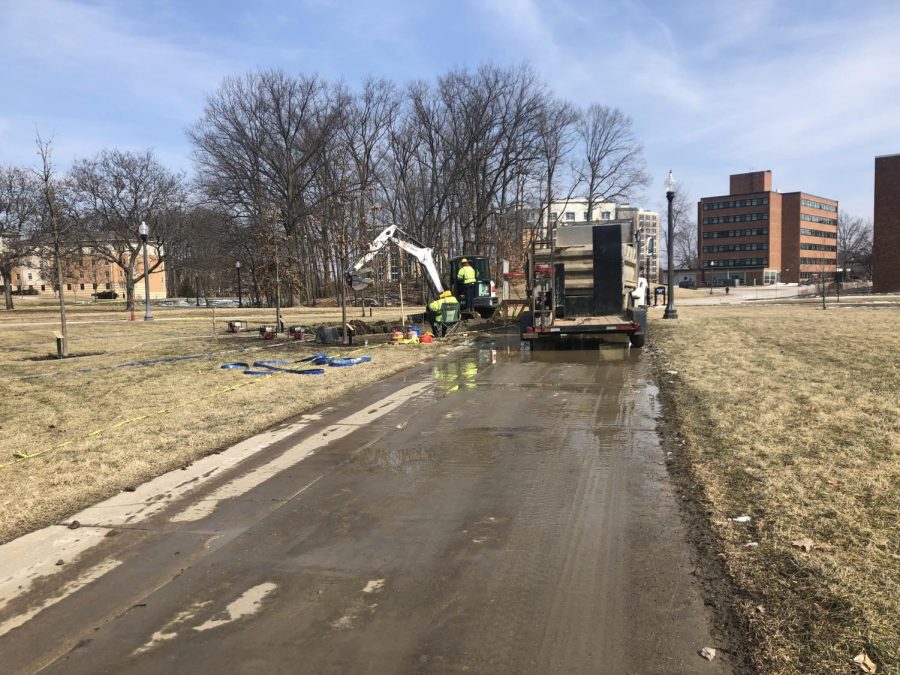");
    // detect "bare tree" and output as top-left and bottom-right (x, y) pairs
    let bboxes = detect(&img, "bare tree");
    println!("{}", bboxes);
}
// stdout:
(671, 187), (698, 270)
(0, 166), (41, 310)
(837, 211), (873, 279)
(68, 149), (184, 311)
(34, 135), (71, 356)
(574, 105), (649, 221)
(437, 64), (545, 259)
(189, 70), (346, 304)
(533, 99), (578, 245)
